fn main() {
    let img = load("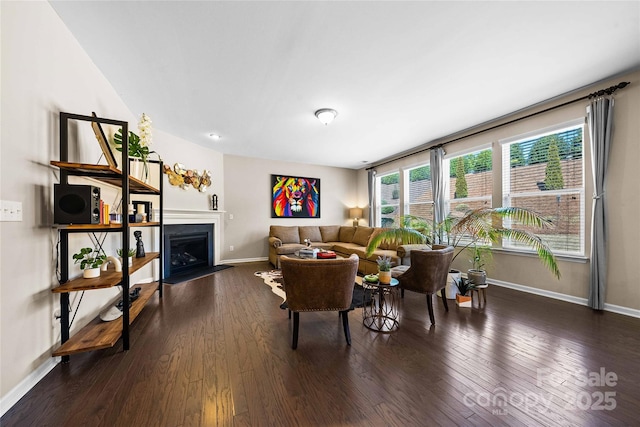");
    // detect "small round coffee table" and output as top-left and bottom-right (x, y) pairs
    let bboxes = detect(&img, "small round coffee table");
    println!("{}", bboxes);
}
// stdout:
(361, 278), (400, 332)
